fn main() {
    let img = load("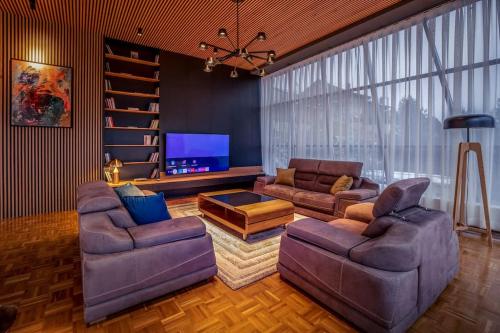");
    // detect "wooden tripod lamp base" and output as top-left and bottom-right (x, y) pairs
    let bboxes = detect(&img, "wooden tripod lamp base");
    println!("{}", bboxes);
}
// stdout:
(452, 142), (493, 247)
(444, 114), (495, 248)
